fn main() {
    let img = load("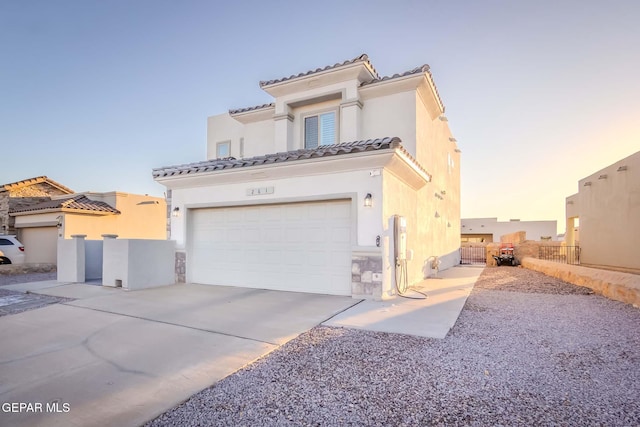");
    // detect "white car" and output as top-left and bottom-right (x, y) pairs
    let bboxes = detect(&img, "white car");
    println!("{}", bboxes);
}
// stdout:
(0, 235), (25, 265)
